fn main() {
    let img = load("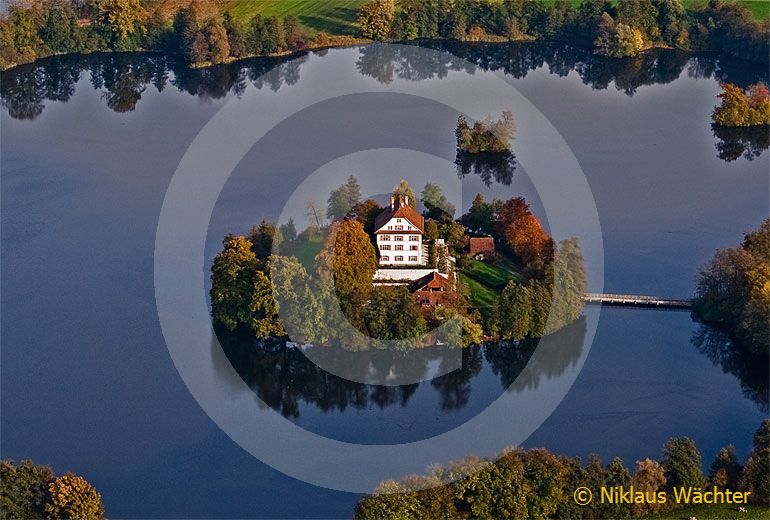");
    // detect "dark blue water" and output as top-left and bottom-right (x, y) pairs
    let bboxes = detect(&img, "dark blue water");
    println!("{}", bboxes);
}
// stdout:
(2, 43), (768, 517)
